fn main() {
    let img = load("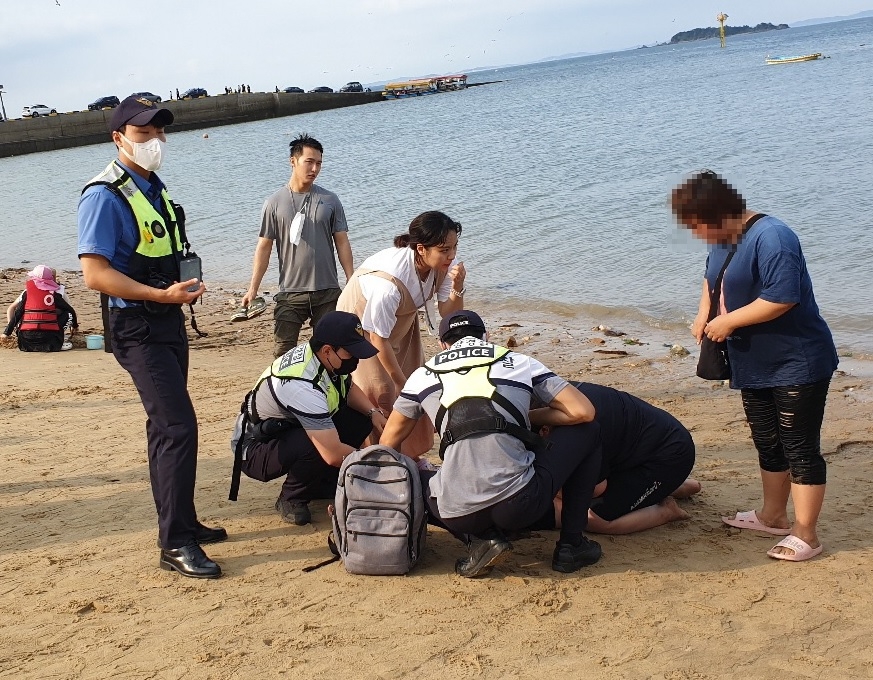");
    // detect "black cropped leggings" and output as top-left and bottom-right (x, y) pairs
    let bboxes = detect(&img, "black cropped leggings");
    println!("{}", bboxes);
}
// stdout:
(740, 378), (830, 486)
